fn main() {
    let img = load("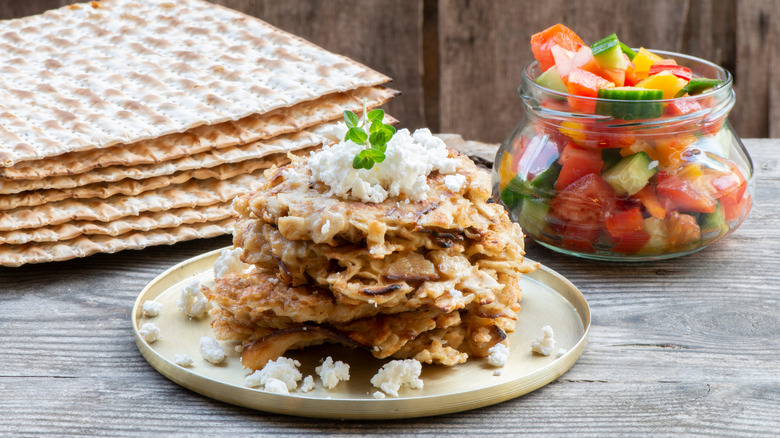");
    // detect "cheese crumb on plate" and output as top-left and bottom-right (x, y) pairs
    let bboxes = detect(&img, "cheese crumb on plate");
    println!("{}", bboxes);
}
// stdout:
(487, 343), (510, 367)
(199, 337), (226, 364)
(531, 326), (555, 356)
(244, 357), (302, 392)
(370, 359), (424, 398)
(139, 322), (161, 343)
(141, 300), (162, 317)
(177, 279), (211, 318)
(315, 356), (350, 389)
